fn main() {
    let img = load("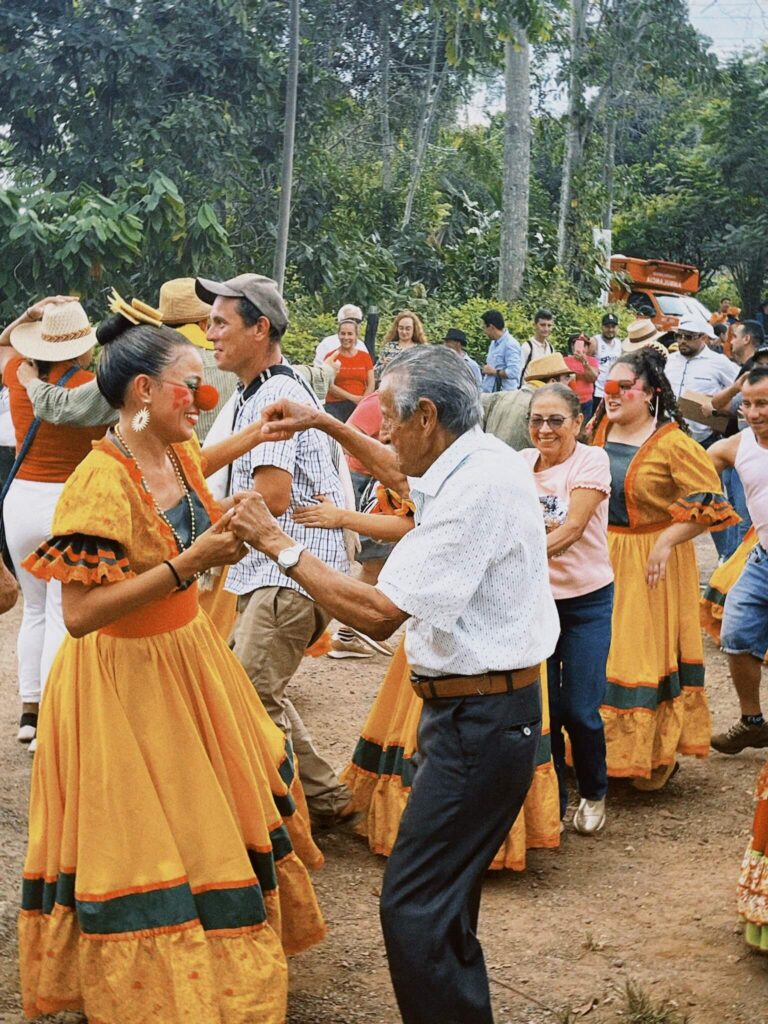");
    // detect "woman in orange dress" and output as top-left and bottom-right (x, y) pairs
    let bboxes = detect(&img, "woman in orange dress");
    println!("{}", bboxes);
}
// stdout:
(591, 349), (739, 789)
(19, 311), (324, 1023)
